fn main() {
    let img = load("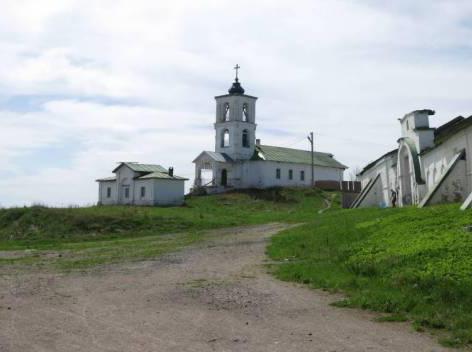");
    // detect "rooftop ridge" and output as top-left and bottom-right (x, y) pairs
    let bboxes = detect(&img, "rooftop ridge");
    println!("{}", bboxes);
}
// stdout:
(259, 144), (333, 156)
